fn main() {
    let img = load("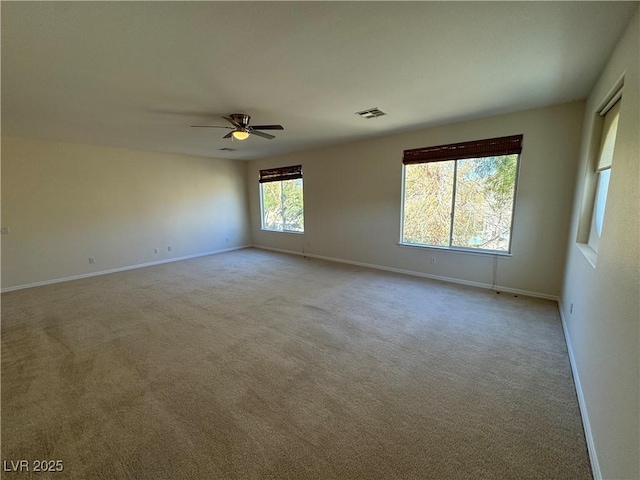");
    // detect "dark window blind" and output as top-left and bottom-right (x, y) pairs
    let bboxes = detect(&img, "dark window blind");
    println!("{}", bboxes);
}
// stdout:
(259, 165), (303, 183)
(403, 135), (523, 165)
